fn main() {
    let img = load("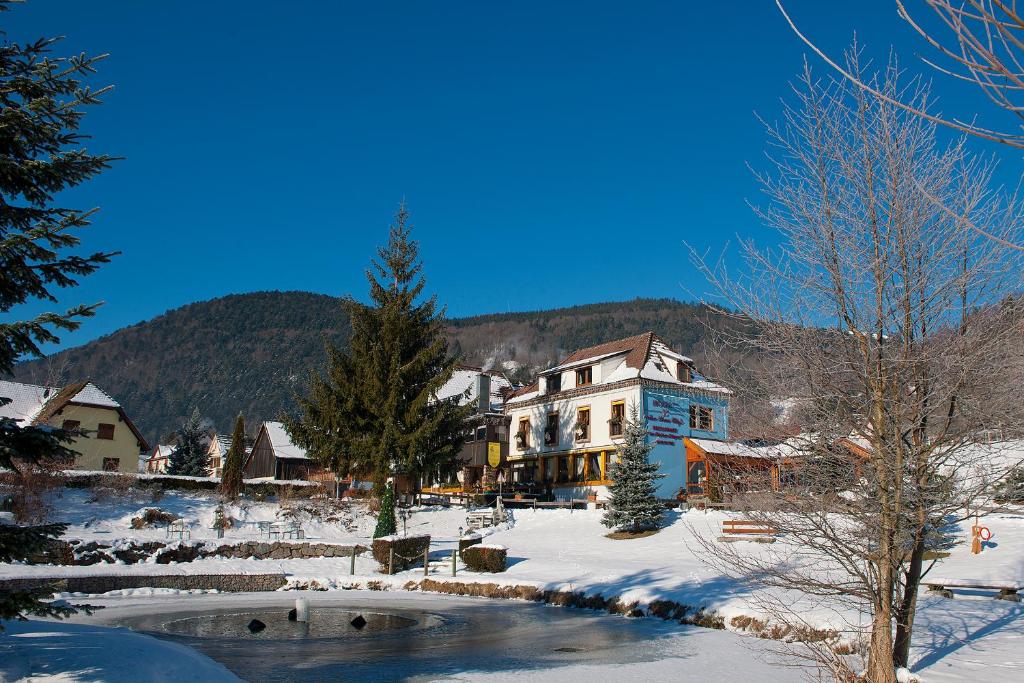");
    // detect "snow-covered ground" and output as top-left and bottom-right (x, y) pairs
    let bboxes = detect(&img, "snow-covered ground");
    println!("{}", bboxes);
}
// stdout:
(0, 619), (240, 682)
(1, 487), (1022, 681)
